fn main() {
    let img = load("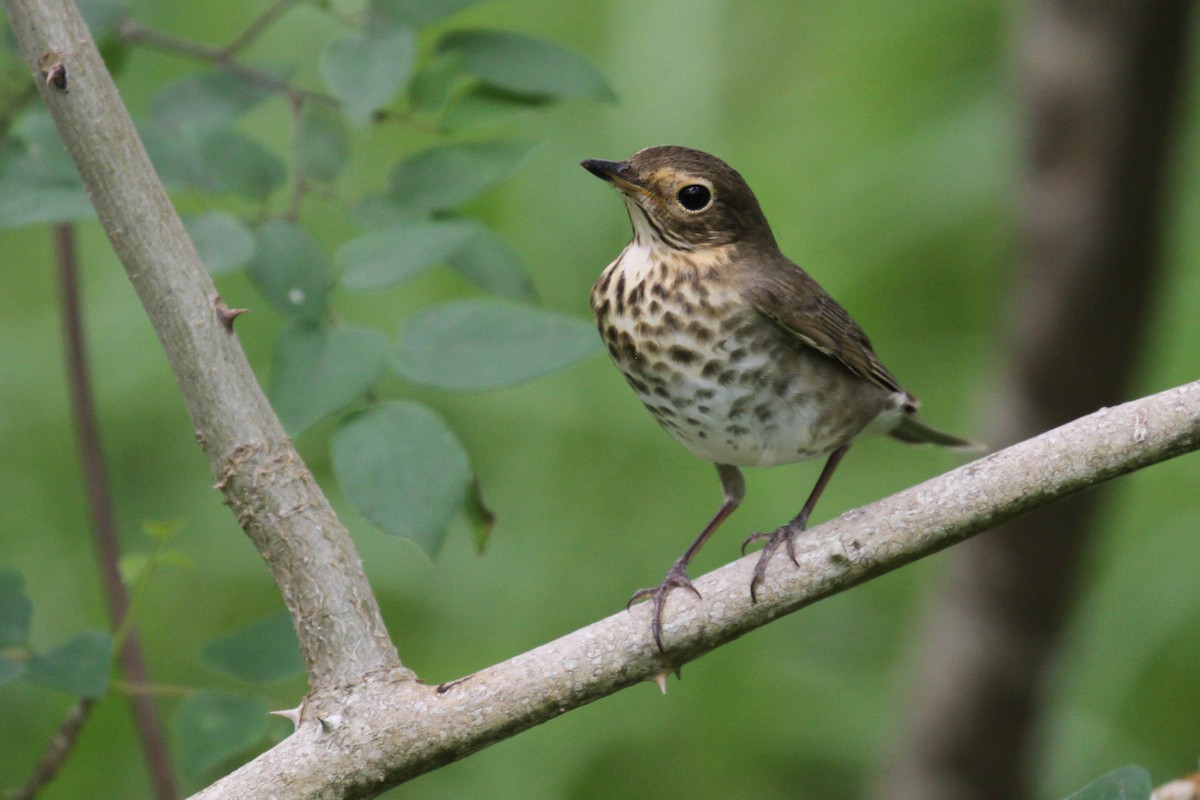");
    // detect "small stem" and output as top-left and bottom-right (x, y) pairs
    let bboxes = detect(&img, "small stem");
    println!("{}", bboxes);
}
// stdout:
(222, 0), (301, 56)
(11, 698), (96, 800)
(54, 224), (178, 800)
(117, 19), (336, 108)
